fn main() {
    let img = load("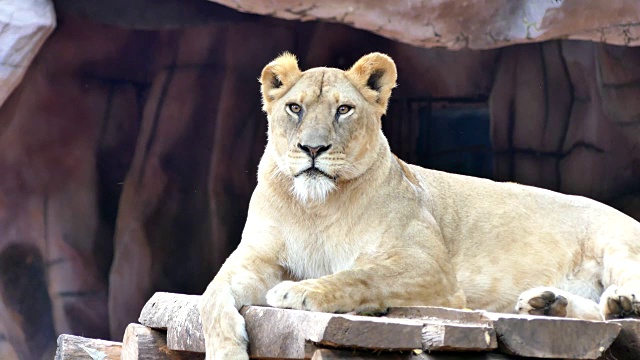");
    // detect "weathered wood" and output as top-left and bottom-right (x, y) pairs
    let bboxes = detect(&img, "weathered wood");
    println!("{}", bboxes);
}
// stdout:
(164, 302), (423, 357)
(310, 348), (538, 359)
(386, 306), (497, 351)
(140, 293), (424, 356)
(122, 323), (203, 360)
(166, 299), (206, 354)
(140, 292), (631, 359)
(485, 312), (621, 359)
(421, 322), (495, 351)
(55, 334), (121, 360)
(319, 313), (423, 350)
(387, 307), (491, 325)
(139, 293), (200, 330)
